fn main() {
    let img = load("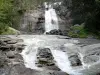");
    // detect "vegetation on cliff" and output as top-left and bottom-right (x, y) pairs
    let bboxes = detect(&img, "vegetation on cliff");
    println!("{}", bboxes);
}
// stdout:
(66, 0), (100, 37)
(0, 0), (47, 34)
(0, 0), (100, 37)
